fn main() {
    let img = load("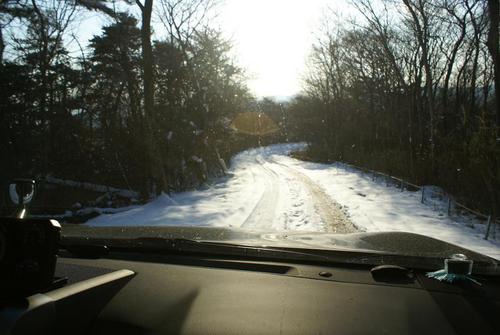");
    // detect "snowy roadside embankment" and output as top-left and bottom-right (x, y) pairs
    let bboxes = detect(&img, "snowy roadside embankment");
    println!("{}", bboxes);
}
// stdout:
(86, 143), (500, 259)
(273, 152), (500, 260)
